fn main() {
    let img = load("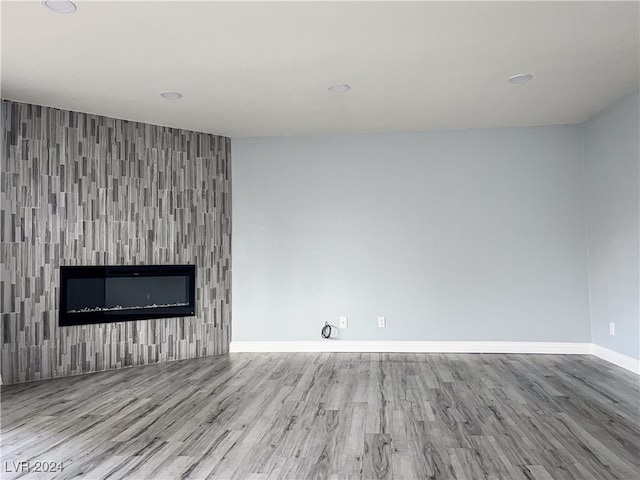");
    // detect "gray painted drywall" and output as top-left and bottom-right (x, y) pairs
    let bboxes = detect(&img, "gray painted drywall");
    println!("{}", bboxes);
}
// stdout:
(583, 89), (640, 360)
(233, 126), (591, 343)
